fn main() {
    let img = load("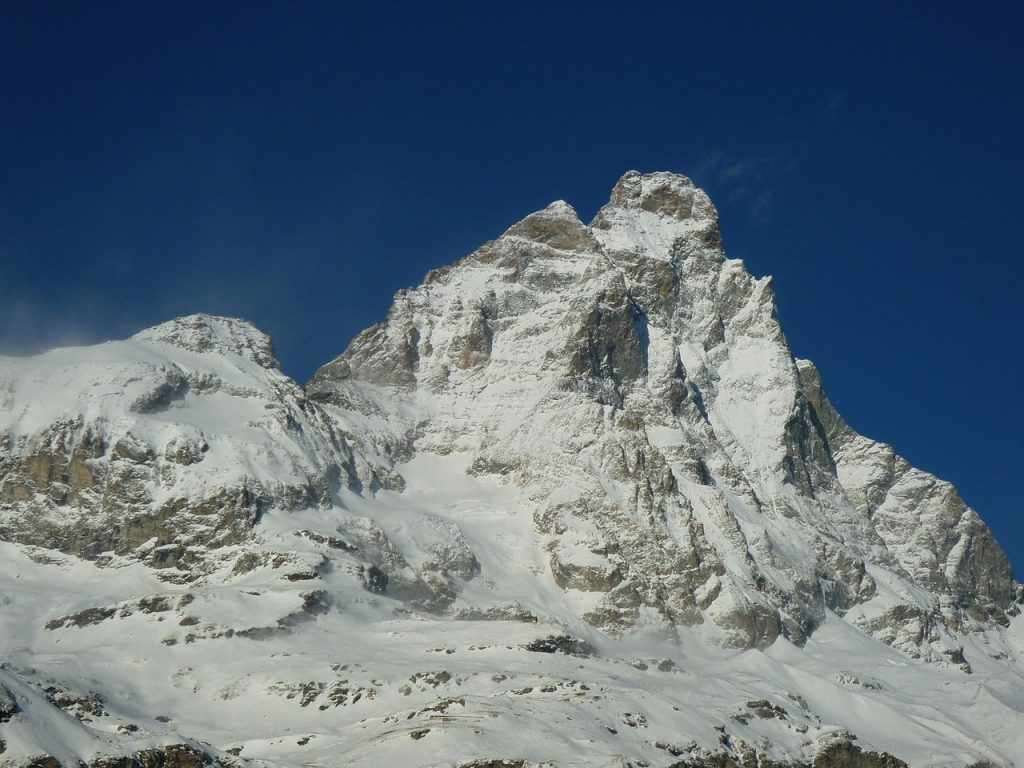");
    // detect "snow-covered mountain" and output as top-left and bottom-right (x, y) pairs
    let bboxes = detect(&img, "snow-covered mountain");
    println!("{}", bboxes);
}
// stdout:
(1, 172), (1021, 768)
